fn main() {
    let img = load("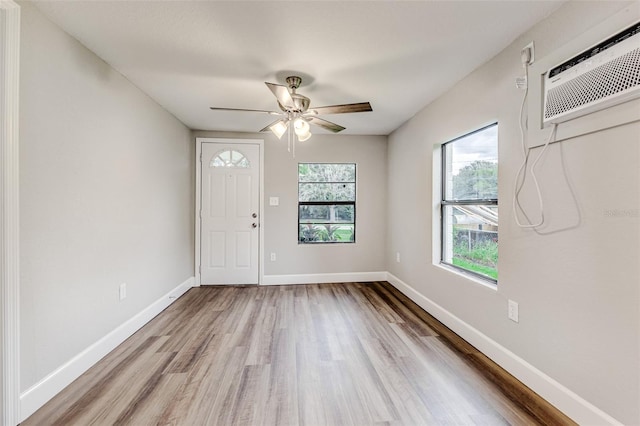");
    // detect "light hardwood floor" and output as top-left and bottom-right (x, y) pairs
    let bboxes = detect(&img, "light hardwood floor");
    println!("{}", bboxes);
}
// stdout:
(23, 282), (575, 425)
